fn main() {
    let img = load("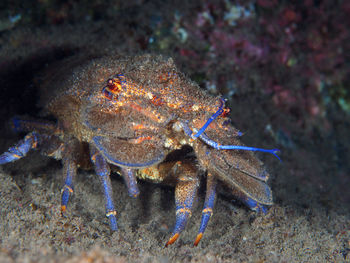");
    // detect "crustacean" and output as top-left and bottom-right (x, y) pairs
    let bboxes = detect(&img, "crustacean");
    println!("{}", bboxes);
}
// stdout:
(0, 54), (279, 246)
